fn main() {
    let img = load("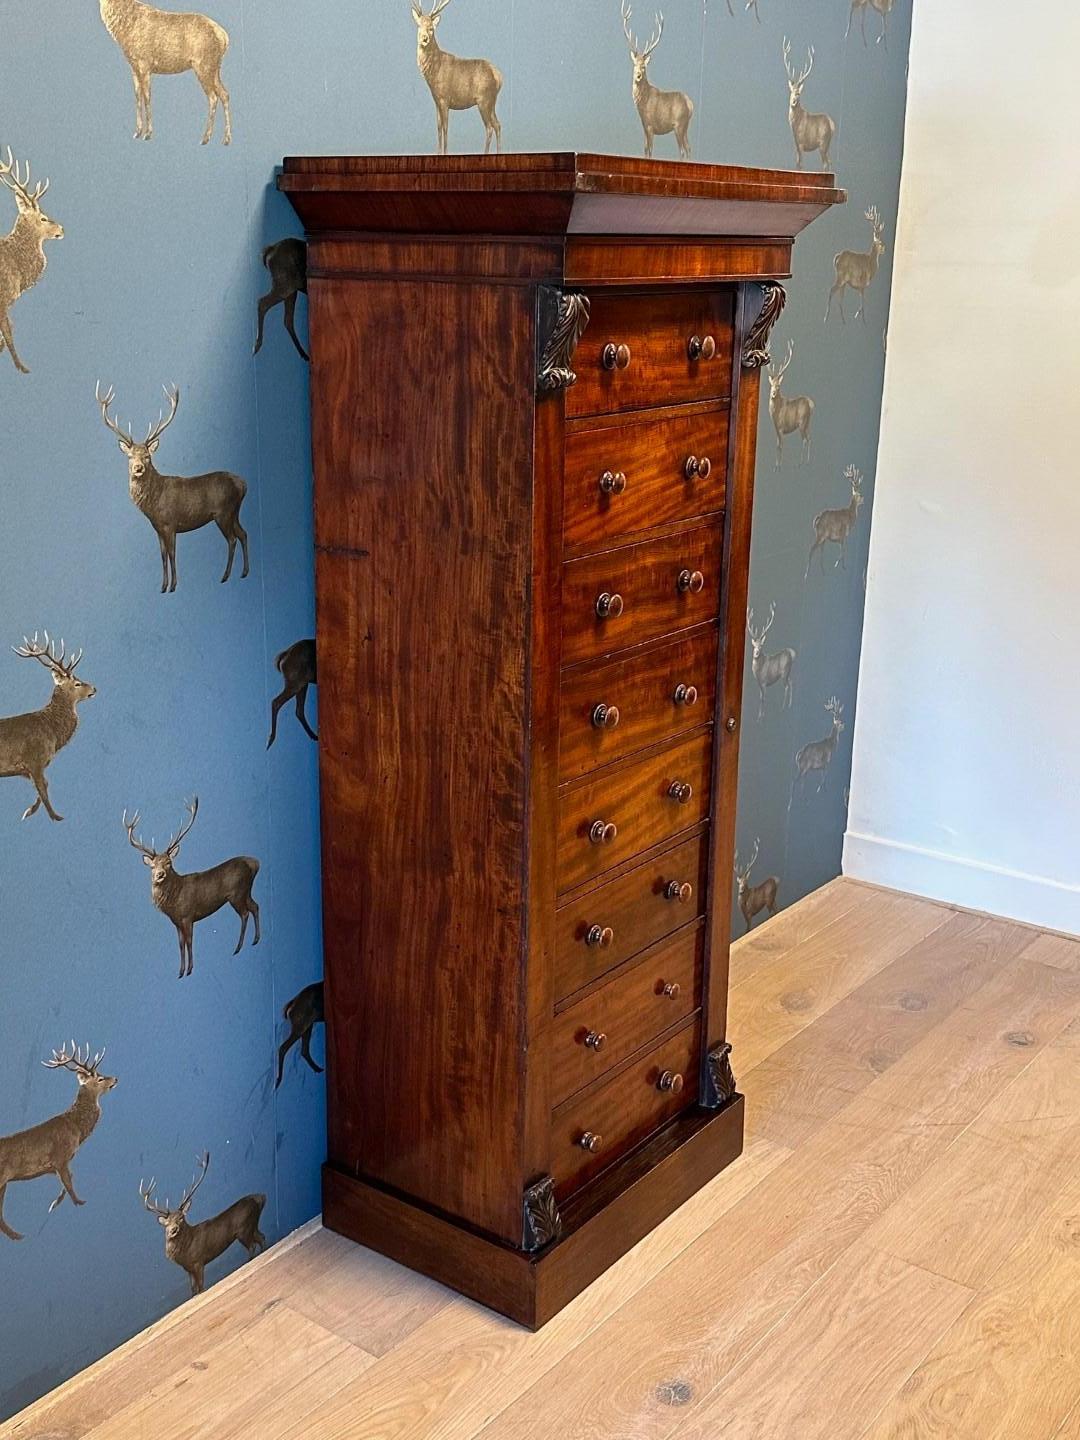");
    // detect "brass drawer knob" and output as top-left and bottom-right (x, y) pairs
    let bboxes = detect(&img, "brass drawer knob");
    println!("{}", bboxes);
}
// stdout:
(601, 342), (631, 371)
(595, 591), (624, 620)
(673, 683), (698, 707)
(668, 781), (693, 805)
(591, 703), (620, 730)
(657, 1070), (684, 1094)
(677, 568), (705, 594)
(589, 819), (618, 845)
(599, 469), (627, 496)
(684, 455), (712, 480)
(661, 980), (682, 999)
(585, 923), (615, 947)
(726, 715), (738, 733)
(664, 881), (692, 904)
(687, 334), (717, 361)
(584, 1030), (607, 1051)
(578, 1130), (603, 1153)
